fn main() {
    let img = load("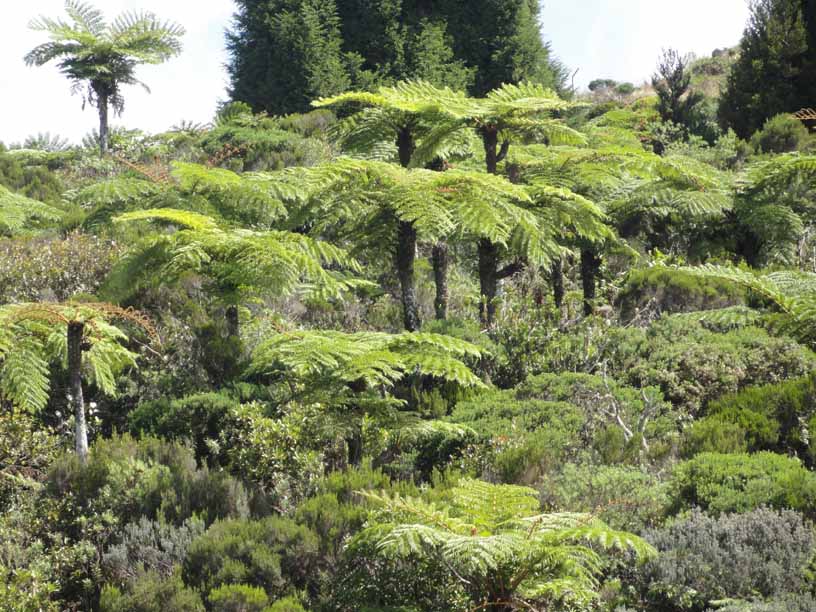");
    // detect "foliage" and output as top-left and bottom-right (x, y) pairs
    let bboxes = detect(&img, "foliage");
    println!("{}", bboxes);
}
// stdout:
(352, 478), (655, 610)
(99, 571), (204, 612)
(0, 233), (122, 303)
(667, 452), (816, 517)
(719, 0), (816, 137)
(637, 508), (815, 611)
(751, 113), (811, 153)
(182, 516), (319, 603)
